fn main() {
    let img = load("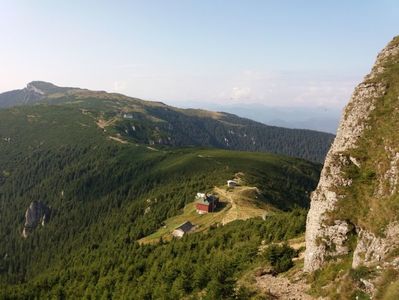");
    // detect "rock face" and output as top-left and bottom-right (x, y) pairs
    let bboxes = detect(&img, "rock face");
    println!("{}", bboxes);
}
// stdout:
(304, 36), (399, 272)
(0, 81), (80, 108)
(22, 201), (51, 238)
